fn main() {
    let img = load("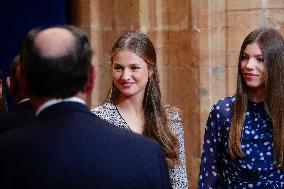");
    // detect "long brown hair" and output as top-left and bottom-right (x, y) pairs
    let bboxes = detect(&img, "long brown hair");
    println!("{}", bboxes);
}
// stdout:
(108, 32), (180, 168)
(229, 28), (284, 168)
